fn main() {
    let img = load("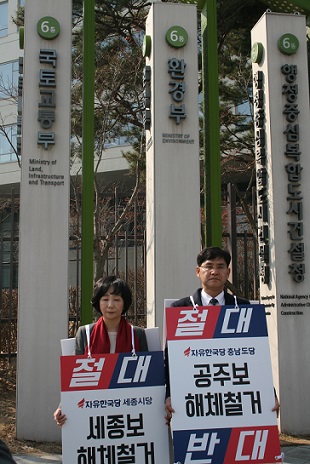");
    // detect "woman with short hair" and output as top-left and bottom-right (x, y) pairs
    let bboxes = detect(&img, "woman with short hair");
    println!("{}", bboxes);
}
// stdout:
(54, 276), (148, 427)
